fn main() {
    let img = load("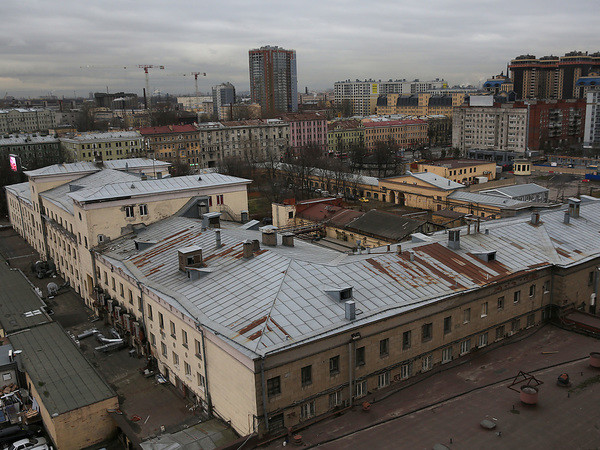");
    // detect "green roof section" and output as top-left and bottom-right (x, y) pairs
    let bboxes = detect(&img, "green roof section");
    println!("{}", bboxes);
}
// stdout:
(9, 322), (116, 415)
